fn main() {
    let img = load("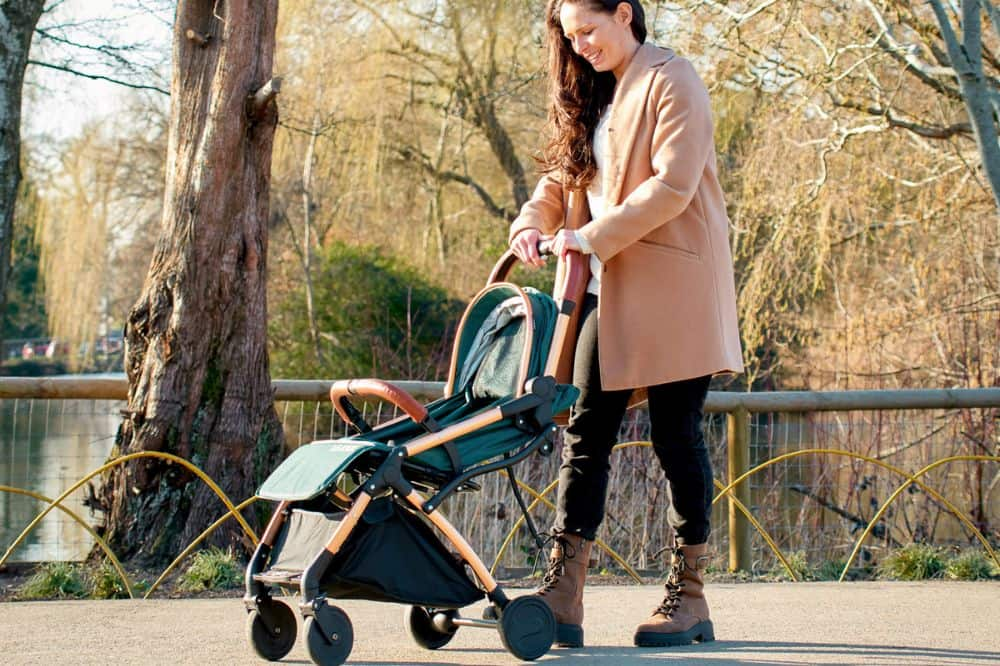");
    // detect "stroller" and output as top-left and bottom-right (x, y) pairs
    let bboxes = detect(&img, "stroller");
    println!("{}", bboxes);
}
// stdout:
(243, 241), (587, 665)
